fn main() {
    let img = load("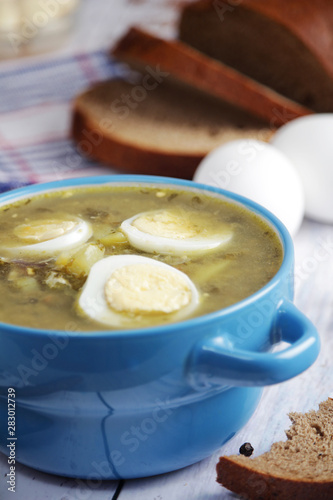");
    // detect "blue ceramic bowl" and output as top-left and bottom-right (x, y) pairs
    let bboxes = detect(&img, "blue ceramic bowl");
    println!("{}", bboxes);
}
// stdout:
(0, 175), (320, 479)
